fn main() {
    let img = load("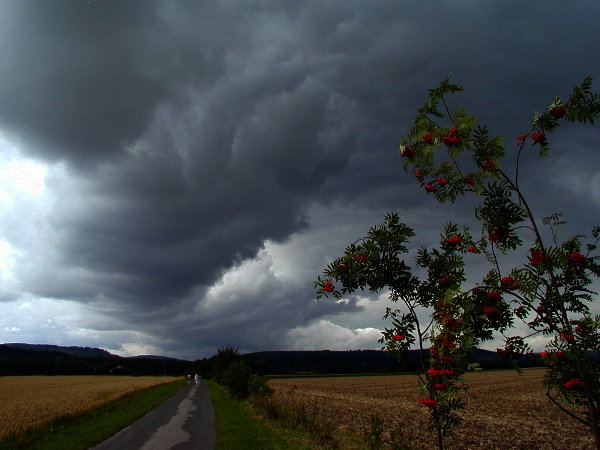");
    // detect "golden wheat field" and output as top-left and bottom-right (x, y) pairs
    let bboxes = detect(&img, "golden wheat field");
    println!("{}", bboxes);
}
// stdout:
(269, 368), (594, 449)
(0, 375), (176, 440)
